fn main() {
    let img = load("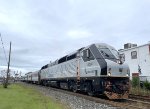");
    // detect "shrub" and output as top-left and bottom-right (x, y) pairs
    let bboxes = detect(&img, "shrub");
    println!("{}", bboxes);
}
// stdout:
(132, 77), (140, 88)
(143, 80), (150, 90)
